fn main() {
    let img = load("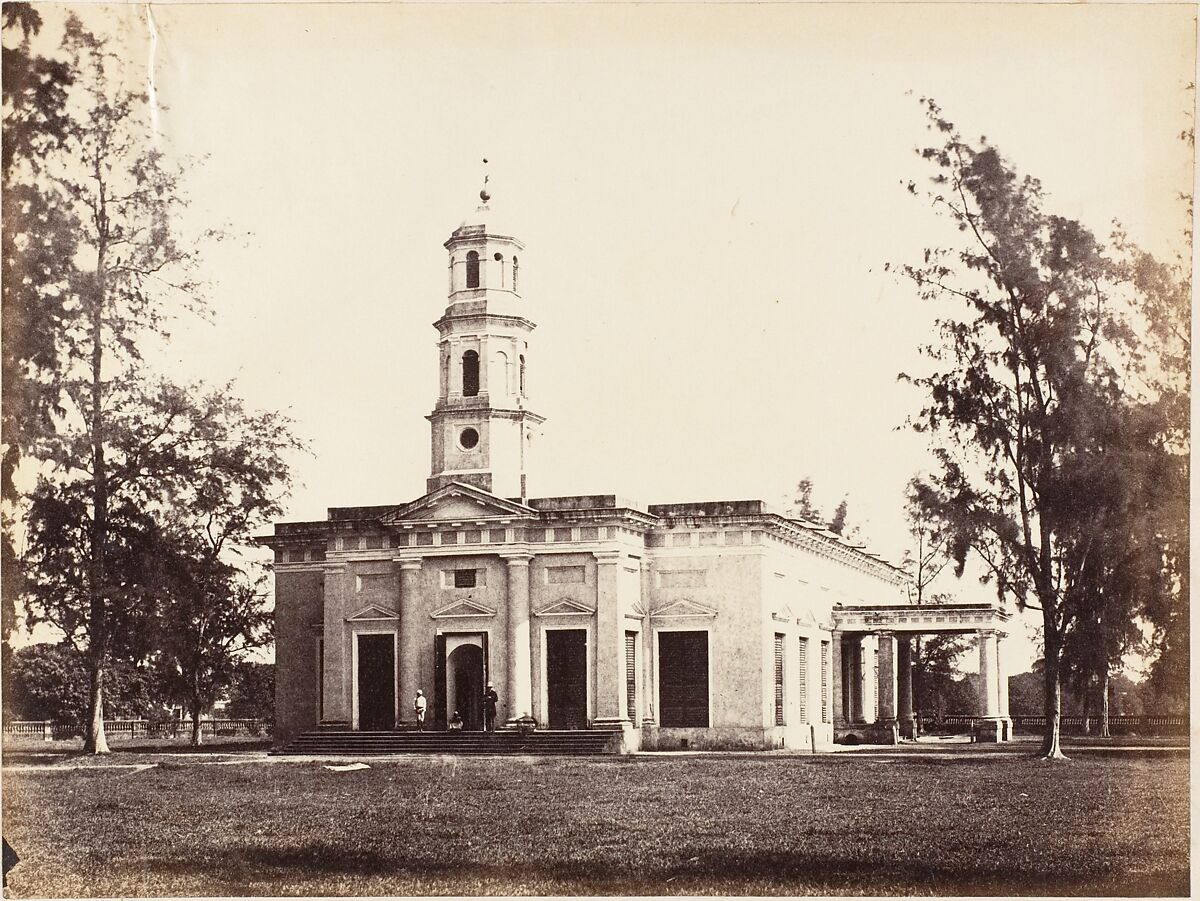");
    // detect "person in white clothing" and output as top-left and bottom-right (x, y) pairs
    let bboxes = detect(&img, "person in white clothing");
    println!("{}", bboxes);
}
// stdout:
(413, 689), (427, 731)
